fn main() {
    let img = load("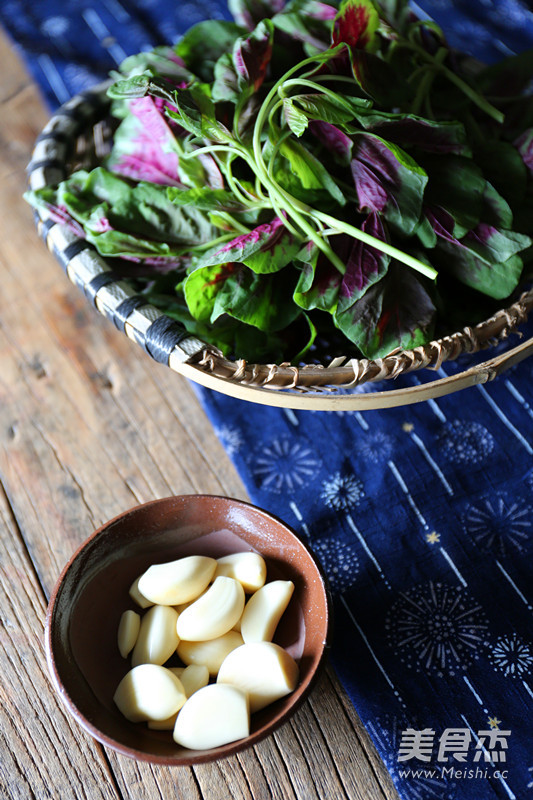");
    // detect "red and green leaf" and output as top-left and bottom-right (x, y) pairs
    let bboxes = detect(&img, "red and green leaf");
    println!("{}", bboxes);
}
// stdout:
(350, 133), (427, 234)
(334, 262), (436, 357)
(332, 0), (380, 50)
